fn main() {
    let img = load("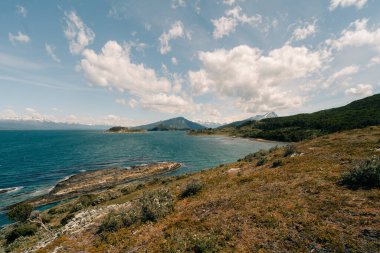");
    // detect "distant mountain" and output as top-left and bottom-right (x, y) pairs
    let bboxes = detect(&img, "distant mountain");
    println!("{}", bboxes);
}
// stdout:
(132, 117), (206, 131)
(0, 119), (108, 130)
(219, 112), (278, 128)
(197, 121), (224, 129)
